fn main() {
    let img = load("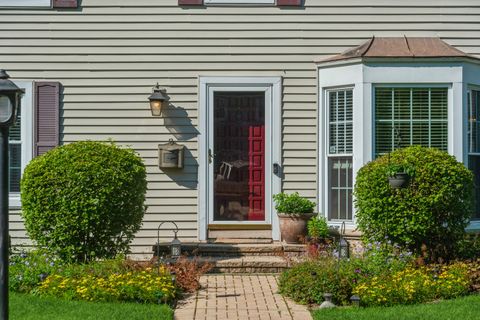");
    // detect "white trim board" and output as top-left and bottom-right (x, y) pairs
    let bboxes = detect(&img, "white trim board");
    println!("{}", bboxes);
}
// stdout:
(198, 76), (282, 241)
(9, 81), (34, 209)
(0, 0), (50, 7)
(204, 0), (274, 5)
